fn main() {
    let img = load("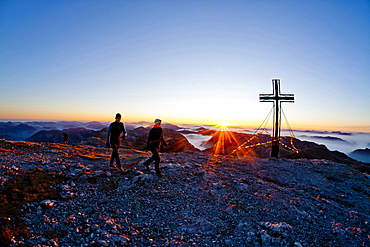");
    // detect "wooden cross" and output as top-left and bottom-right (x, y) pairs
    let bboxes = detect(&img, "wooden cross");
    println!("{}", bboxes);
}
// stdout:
(259, 79), (294, 158)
